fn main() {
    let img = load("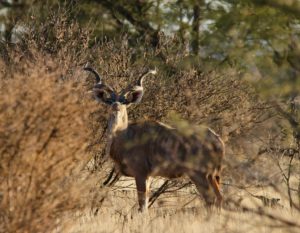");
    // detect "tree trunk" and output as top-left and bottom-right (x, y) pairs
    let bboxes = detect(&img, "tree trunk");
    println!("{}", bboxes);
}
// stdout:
(191, 3), (200, 55)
